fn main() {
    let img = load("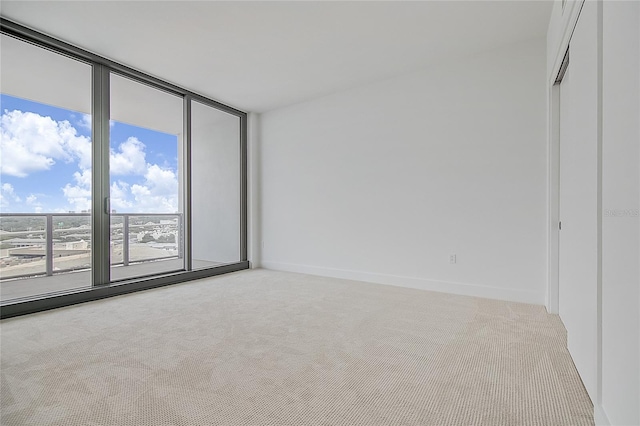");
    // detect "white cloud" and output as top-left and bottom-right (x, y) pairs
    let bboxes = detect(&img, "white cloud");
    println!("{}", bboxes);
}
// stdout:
(61, 163), (179, 214)
(66, 132), (92, 170)
(129, 165), (179, 213)
(62, 169), (91, 212)
(78, 114), (92, 131)
(24, 193), (45, 213)
(74, 169), (92, 188)
(144, 164), (178, 196)
(1, 183), (21, 207)
(105, 138), (178, 213)
(1, 110), (91, 177)
(110, 181), (132, 211)
(110, 137), (147, 176)
(61, 189), (91, 212)
(2, 183), (16, 196)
